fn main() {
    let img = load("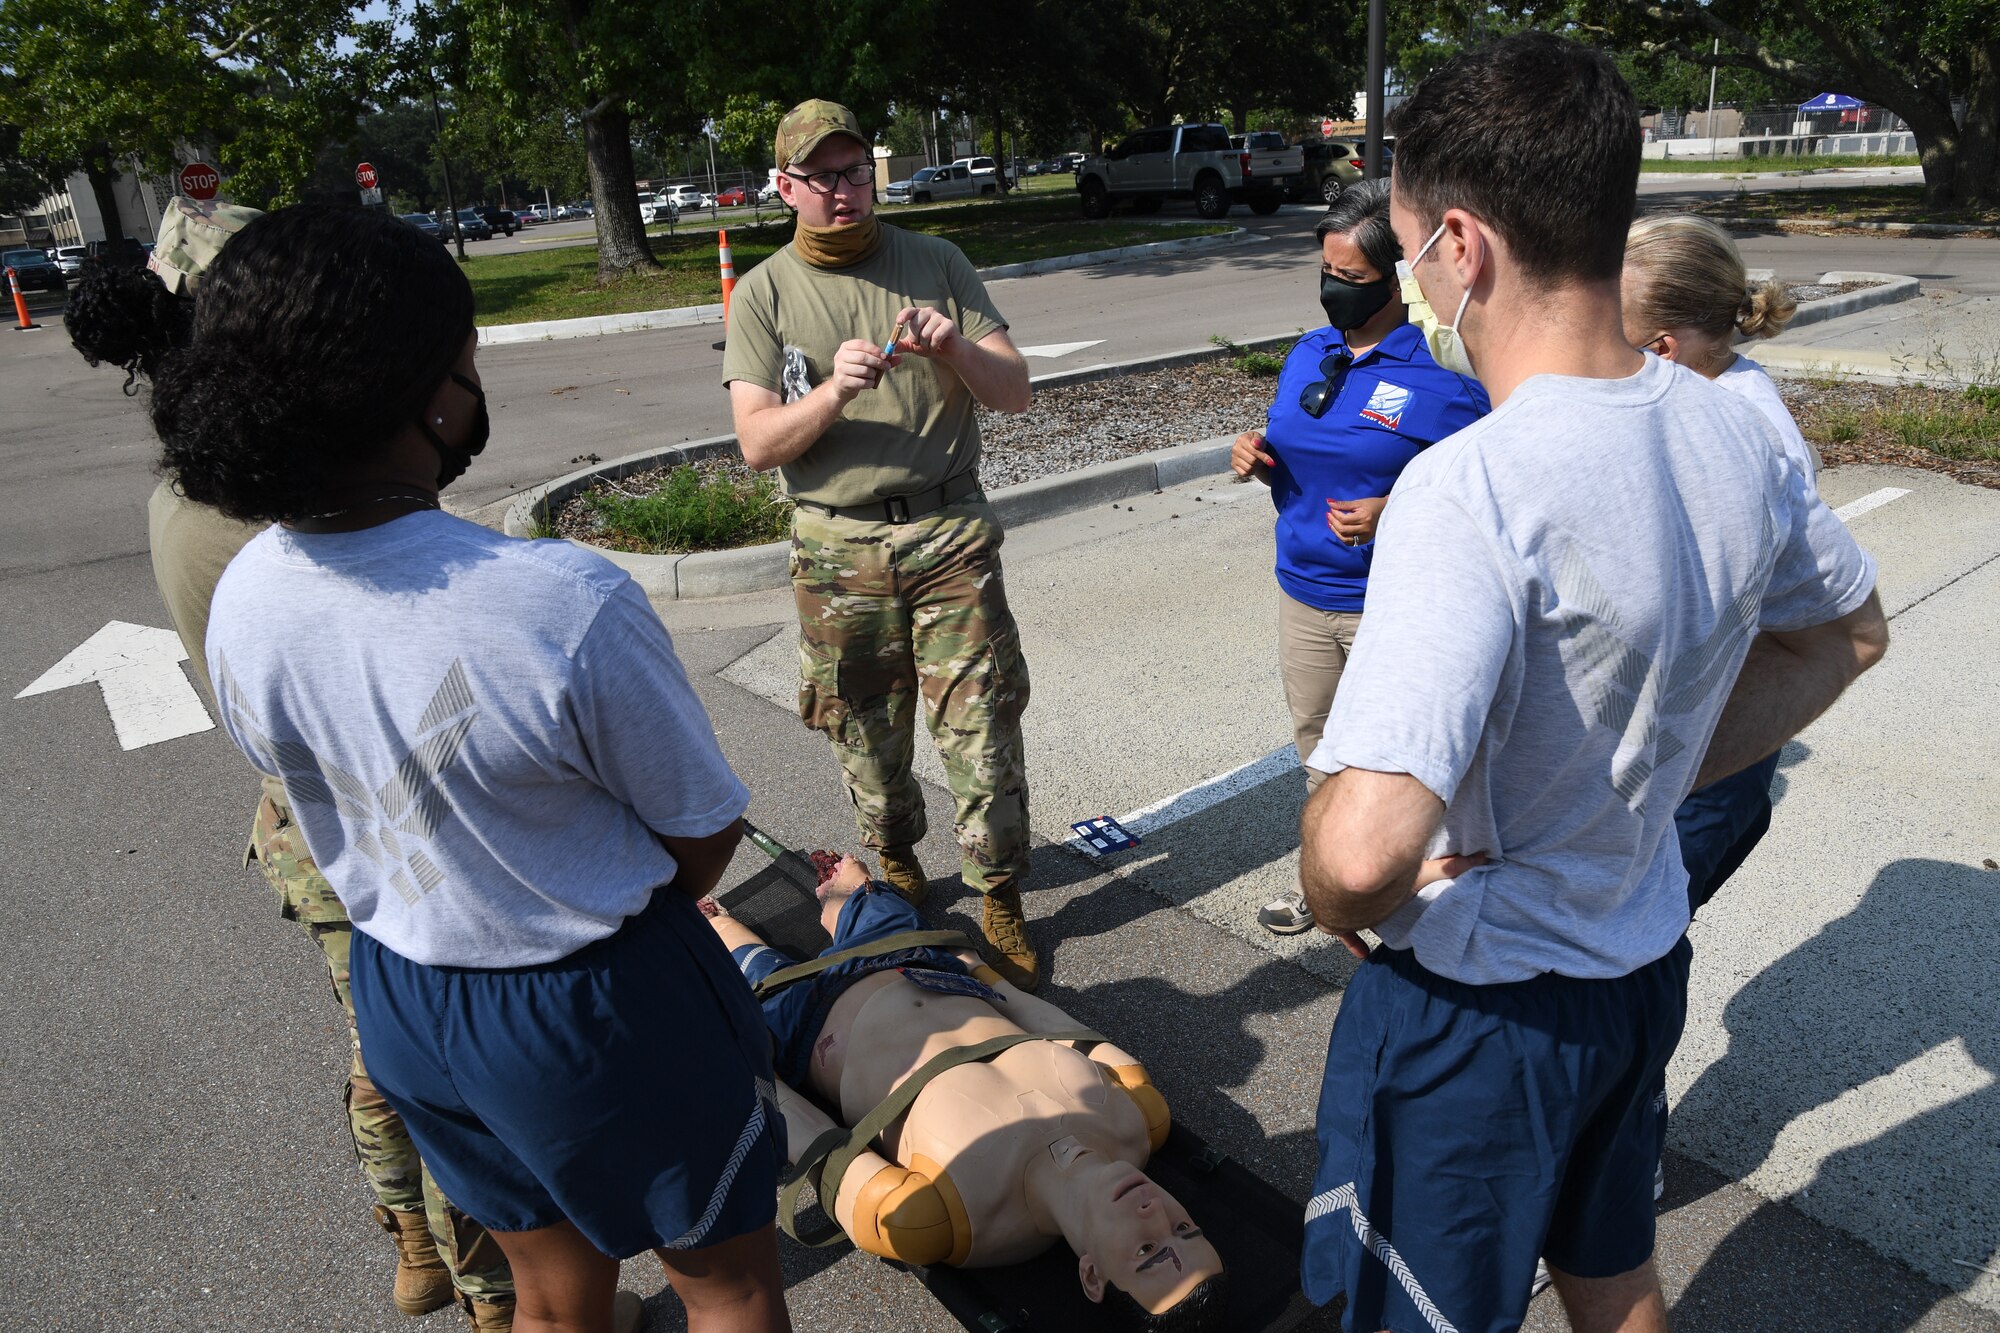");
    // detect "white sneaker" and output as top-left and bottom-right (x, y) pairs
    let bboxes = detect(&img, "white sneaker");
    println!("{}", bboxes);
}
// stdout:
(1531, 1258), (1554, 1298)
(1655, 1158), (1666, 1202)
(1258, 890), (1316, 935)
